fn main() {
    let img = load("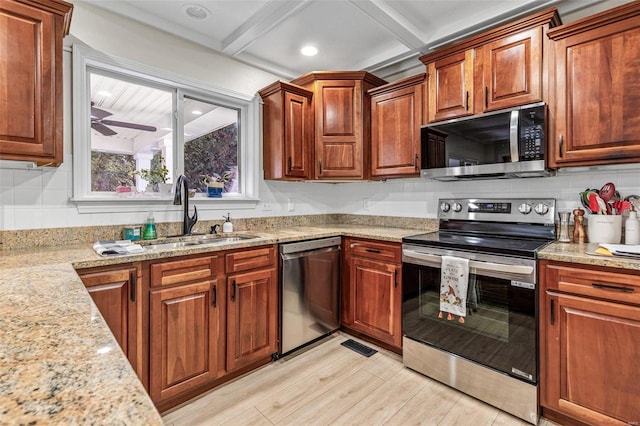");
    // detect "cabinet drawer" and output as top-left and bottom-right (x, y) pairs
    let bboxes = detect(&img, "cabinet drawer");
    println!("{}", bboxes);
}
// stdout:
(543, 261), (640, 305)
(150, 255), (223, 287)
(347, 239), (401, 263)
(226, 246), (276, 274)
